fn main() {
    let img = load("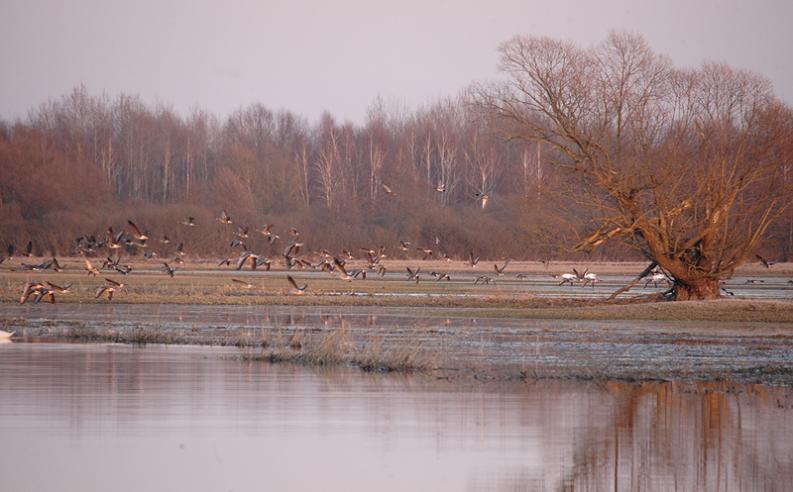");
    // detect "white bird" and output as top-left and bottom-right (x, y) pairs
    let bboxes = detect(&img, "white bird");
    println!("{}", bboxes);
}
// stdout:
(644, 272), (668, 288)
(582, 272), (598, 287)
(556, 273), (577, 286)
